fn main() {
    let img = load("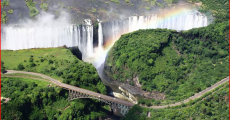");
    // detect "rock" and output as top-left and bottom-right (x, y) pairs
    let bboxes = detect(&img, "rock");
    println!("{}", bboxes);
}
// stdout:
(147, 111), (151, 118)
(133, 76), (141, 88)
(112, 87), (138, 104)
